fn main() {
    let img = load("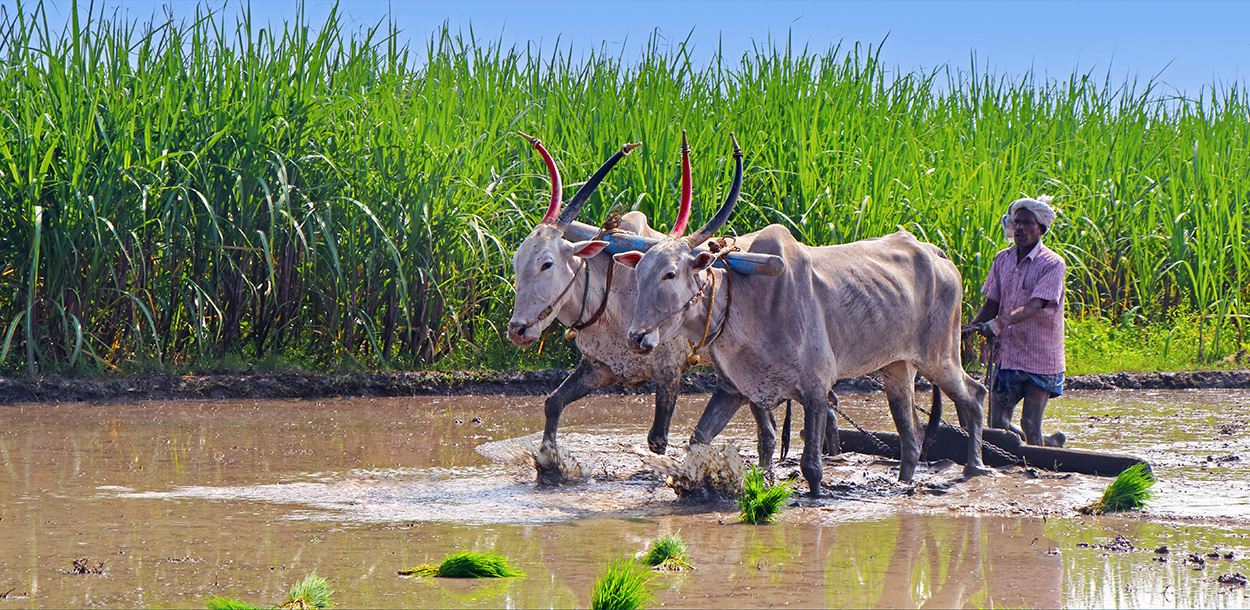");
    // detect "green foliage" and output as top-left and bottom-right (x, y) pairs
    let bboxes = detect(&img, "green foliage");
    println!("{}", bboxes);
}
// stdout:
(281, 573), (334, 609)
(204, 597), (256, 610)
(589, 554), (656, 610)
(3, 0), (1250, 375)
(639, 533), (693, 571)
(399, 551), (524, 578)
(738, 465), (793, 524)
(1065, 313), (1249, 374)
(1083, 463), (1156, 514)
